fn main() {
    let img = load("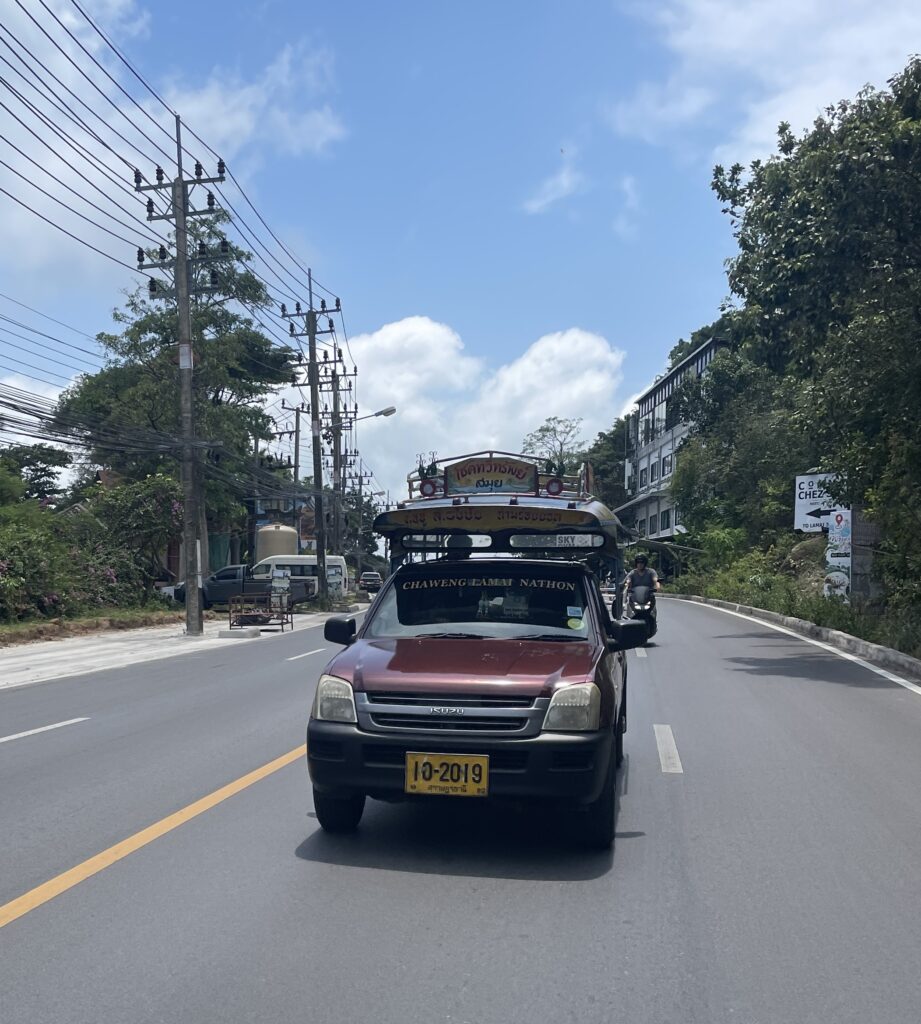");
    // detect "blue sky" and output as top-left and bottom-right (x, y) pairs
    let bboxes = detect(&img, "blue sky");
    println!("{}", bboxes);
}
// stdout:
(2, 0), (920, 494)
